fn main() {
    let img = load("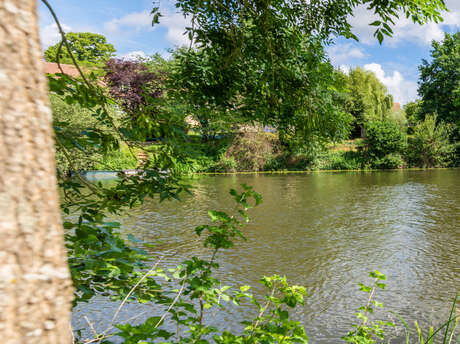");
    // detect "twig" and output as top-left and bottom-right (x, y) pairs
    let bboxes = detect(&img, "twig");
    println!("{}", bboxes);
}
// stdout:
(155, 278), (187, 328)
(110, 255), (166, 325)
(84, 316), (98, 339)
